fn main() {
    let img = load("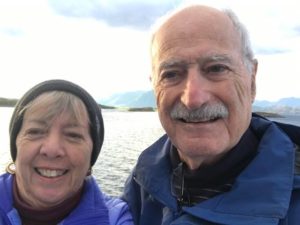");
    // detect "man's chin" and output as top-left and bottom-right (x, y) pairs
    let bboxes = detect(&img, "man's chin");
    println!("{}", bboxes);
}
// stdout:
(176, 141), (230, 166)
